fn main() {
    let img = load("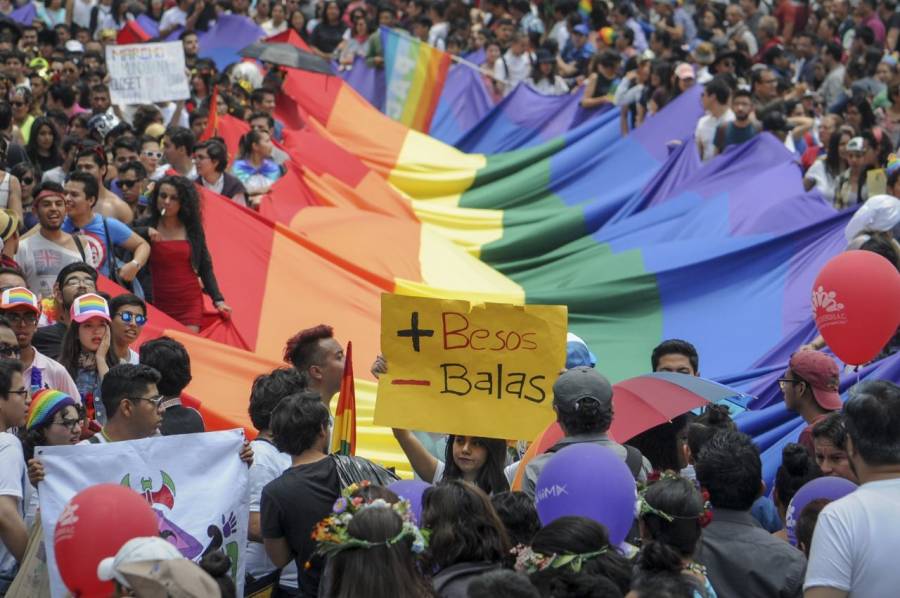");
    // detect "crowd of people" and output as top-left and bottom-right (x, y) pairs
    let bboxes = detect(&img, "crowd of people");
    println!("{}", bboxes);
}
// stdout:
(0, 0), (894, 597)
